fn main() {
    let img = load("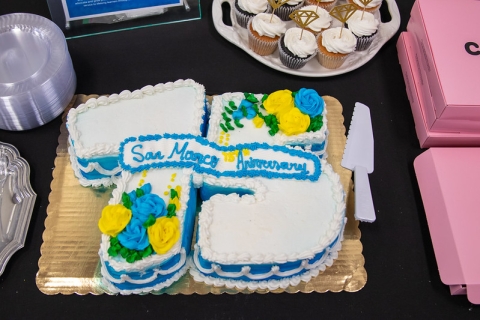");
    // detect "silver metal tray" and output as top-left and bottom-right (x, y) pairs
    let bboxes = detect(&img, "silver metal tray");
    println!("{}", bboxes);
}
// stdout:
(0, 141), (36, 275)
